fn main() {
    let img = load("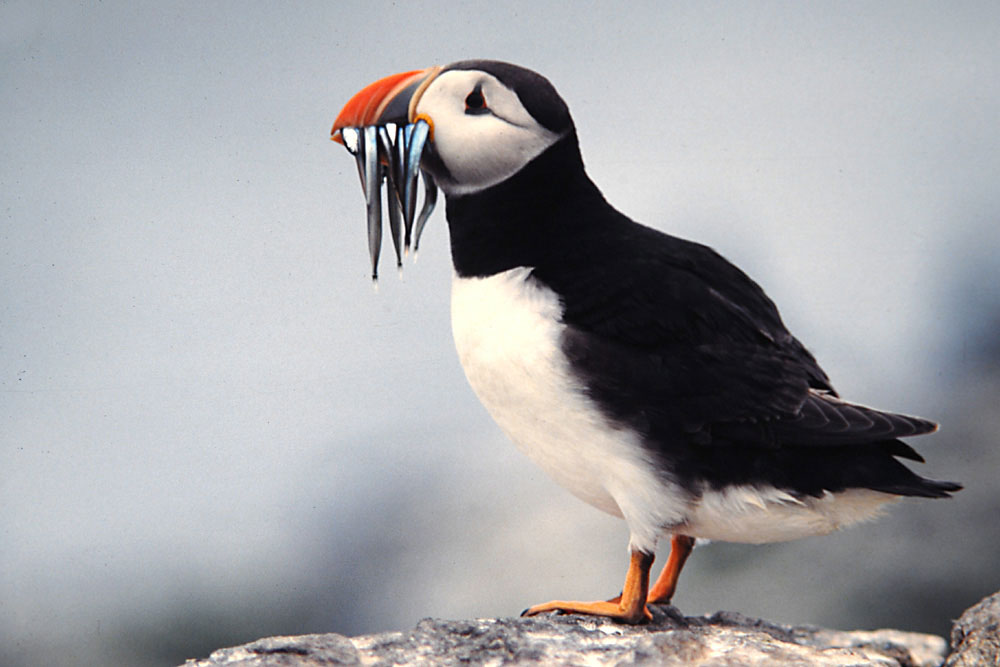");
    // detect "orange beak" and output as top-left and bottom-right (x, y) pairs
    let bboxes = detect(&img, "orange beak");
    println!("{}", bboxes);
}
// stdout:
(331, 66), (442, 144)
